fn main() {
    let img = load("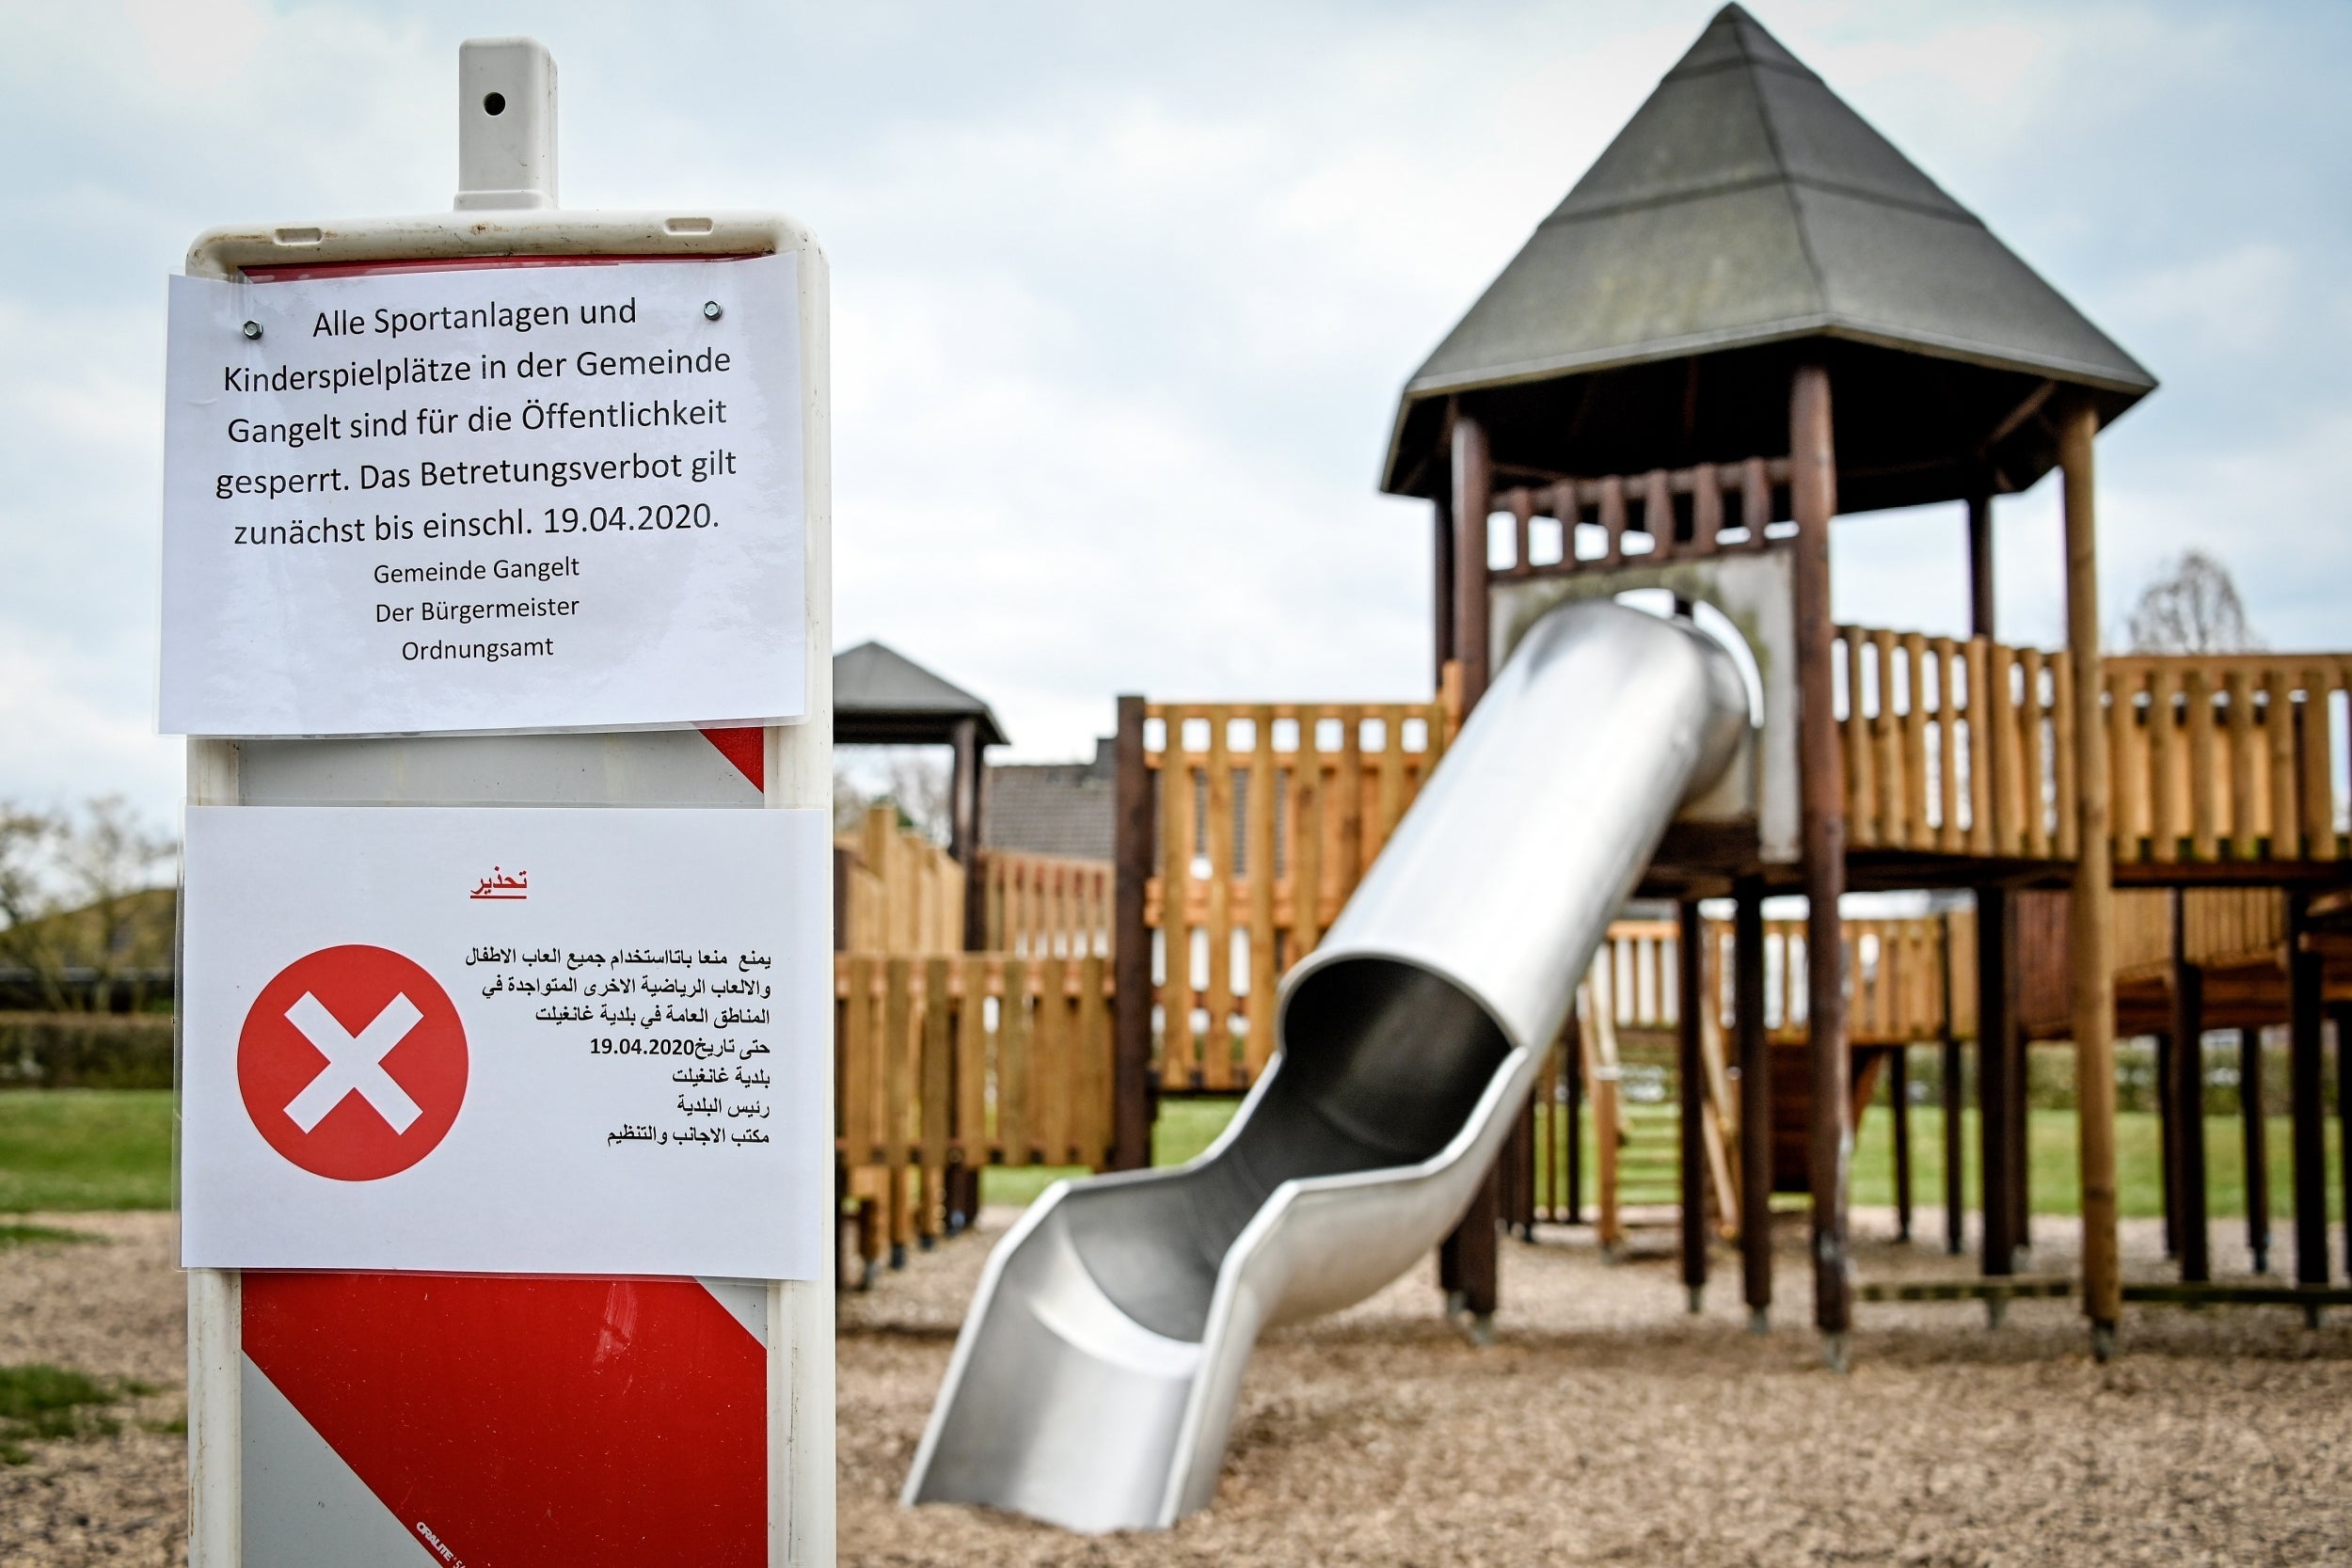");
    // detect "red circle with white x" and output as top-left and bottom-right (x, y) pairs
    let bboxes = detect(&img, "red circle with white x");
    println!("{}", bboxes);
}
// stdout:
(237, 945), (469, 1181)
